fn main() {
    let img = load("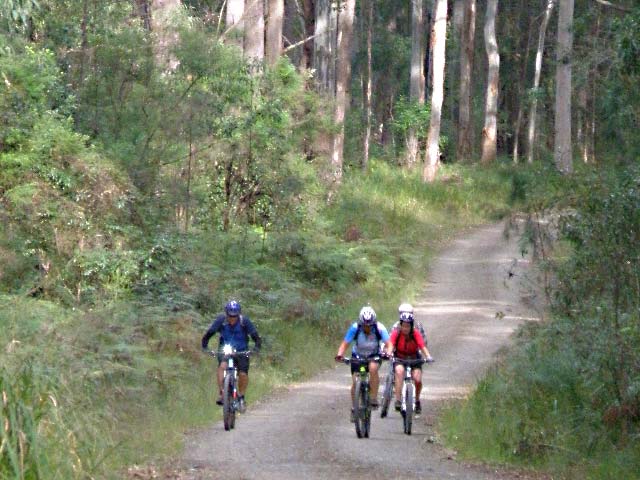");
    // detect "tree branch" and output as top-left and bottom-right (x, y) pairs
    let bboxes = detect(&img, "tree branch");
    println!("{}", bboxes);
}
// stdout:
(593, 0), (632, 13)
